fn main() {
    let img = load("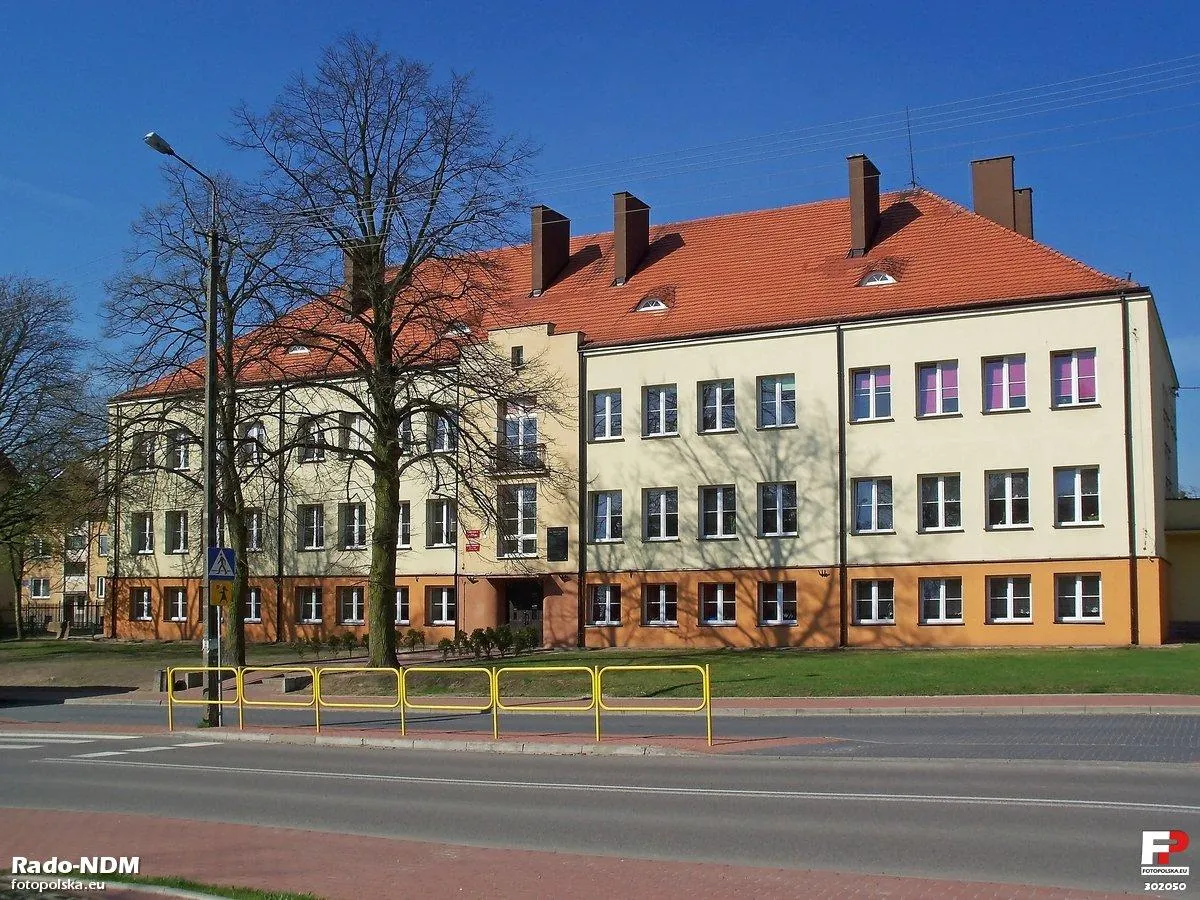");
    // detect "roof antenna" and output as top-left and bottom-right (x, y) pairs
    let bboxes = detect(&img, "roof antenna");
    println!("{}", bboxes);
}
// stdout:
(905, 106), (918, 189)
